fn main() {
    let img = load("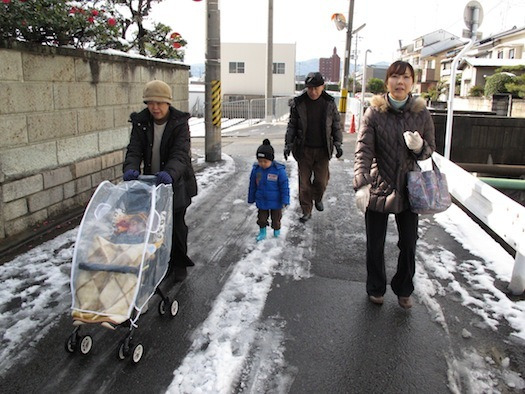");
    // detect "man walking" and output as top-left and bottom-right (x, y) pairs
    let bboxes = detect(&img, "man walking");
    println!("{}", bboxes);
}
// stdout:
(284, 72), (343, 222)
